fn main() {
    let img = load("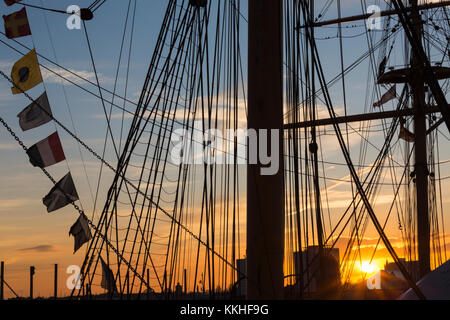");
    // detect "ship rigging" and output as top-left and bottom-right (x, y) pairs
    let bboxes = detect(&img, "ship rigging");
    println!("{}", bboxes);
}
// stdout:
(0, 0), (449, 300)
